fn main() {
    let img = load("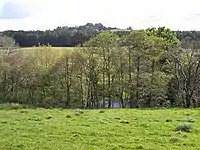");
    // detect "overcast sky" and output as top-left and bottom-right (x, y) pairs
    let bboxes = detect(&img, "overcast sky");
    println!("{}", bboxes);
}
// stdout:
(0, 0), (200, 31)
